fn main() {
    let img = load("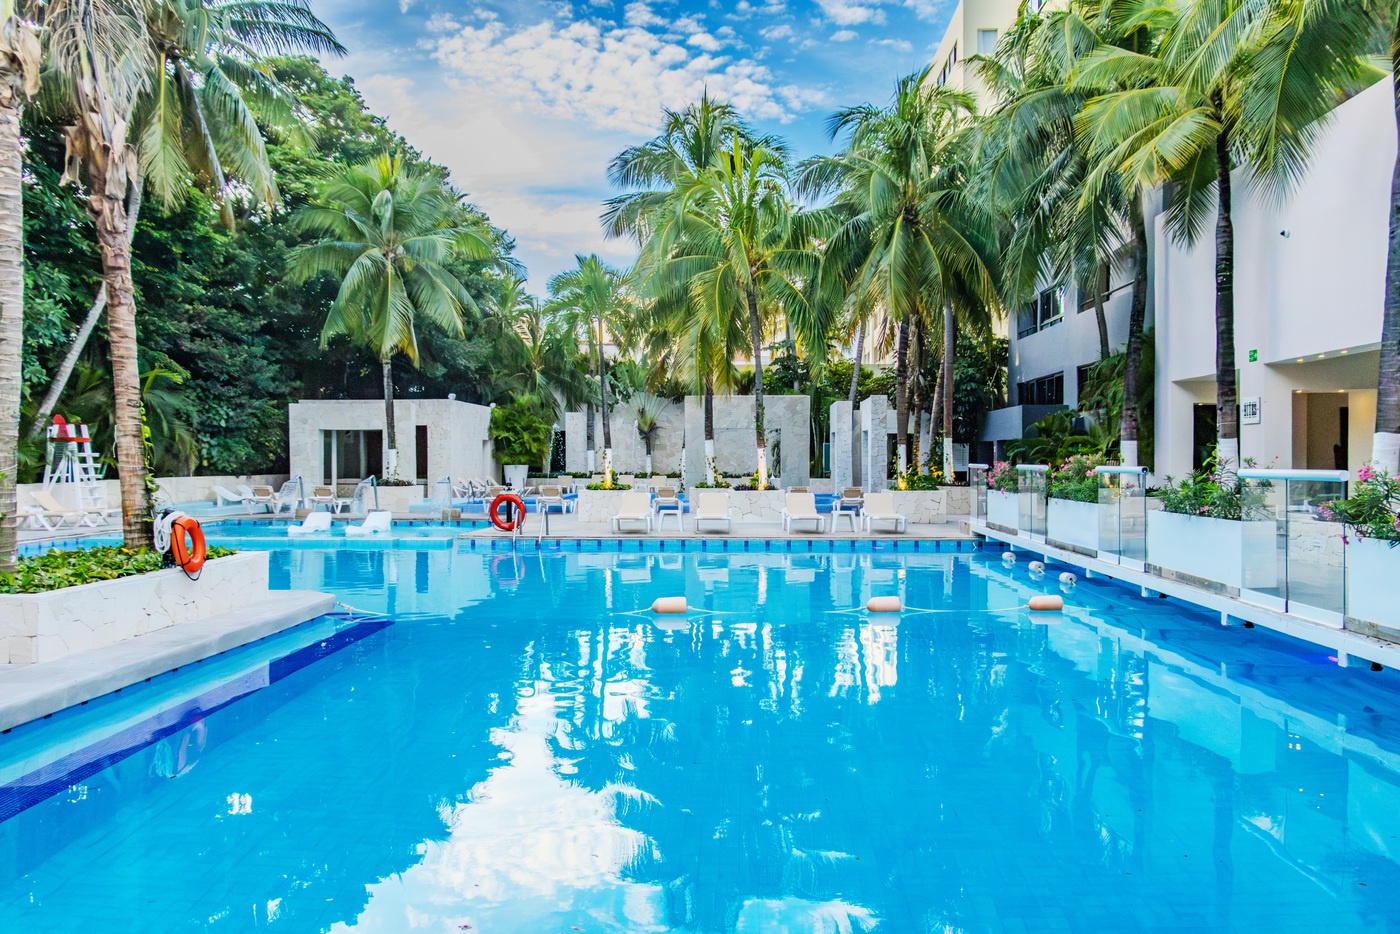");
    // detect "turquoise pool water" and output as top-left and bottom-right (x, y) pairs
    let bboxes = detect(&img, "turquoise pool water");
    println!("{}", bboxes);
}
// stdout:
(4, 543), (1400, 931)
